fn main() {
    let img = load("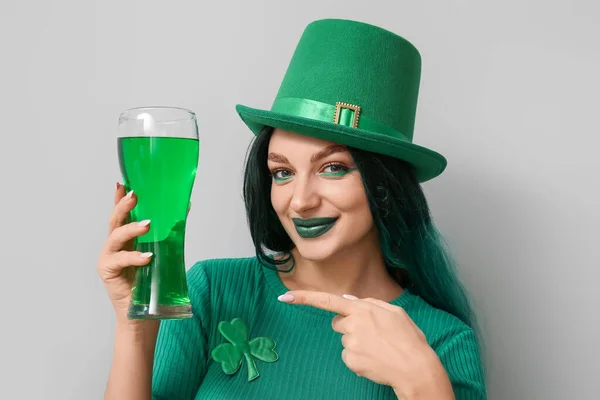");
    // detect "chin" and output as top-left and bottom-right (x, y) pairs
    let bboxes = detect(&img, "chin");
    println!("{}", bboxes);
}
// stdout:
(293, 239), (341, 262)
(291, 226), (359, 261)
